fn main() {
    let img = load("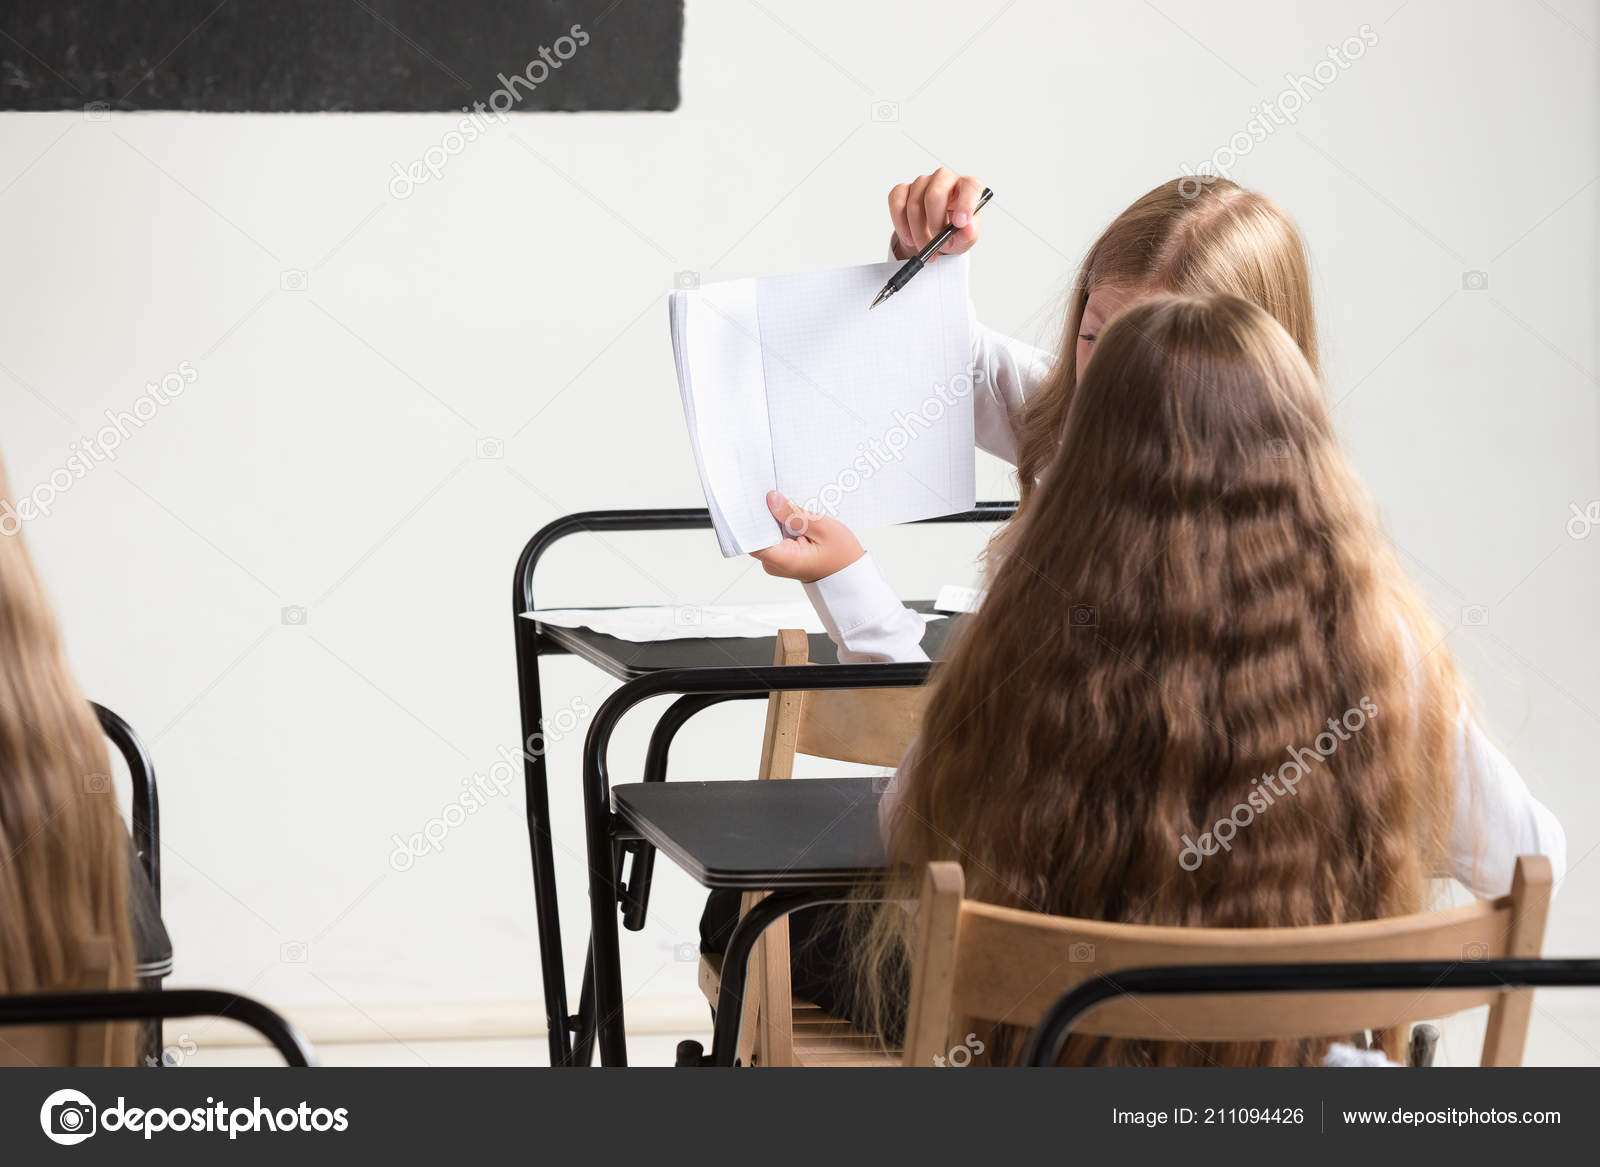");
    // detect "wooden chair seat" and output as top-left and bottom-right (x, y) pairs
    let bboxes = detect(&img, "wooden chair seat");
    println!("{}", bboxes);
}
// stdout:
(699, 952), (899, 1067)
(791, 1003), (900, 1067)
